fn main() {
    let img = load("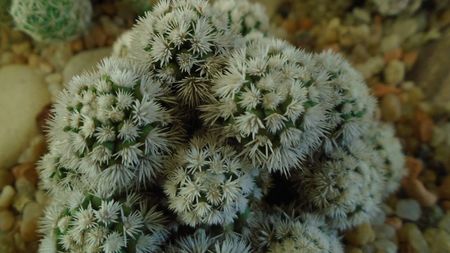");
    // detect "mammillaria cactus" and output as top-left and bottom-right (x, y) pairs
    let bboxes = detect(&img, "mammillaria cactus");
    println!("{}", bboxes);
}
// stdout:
(39, 57), (180, 197)
(211, 0), (270, 36)
(248, 211), (343, 253)
(10, 0), (92, 42)
(164, 135), (260, 227)
(39, 191), (169, 253)
(37, 0), (408, 252)
(129, 0), (242, 107)
(295, 143), (384, 230)
(201, 37), (330, 174)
